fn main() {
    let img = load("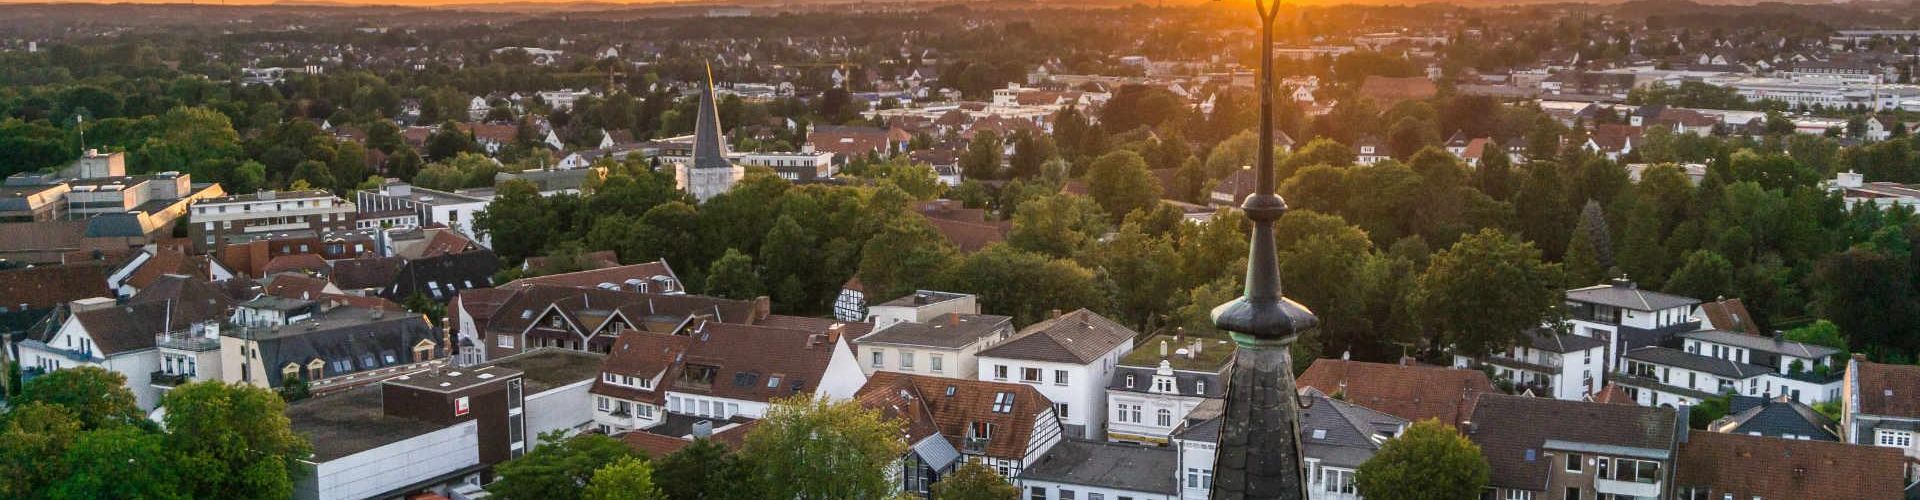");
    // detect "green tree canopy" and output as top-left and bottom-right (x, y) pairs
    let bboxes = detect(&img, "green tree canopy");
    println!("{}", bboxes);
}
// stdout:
(161, 381), (311, 500)
(704, 248), (764, 300)
(1414, 229), (1566, 357)
(1084, 150), (1162, 220)
(931, 461), (1019, 500)
(740, 396), (907, 500)
(489, 433), (637, 500)
(583, 457), (665, 500)
(16, 366), (141, 430)
(1356, 420), (1490, 500)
